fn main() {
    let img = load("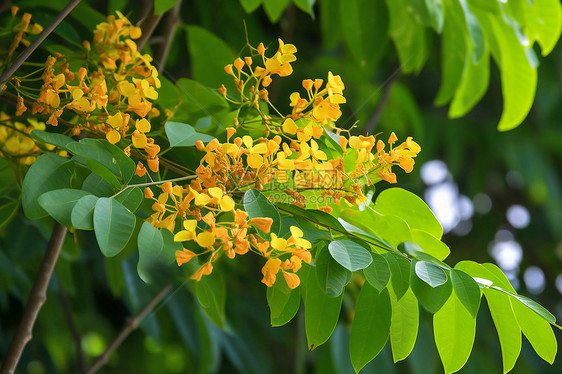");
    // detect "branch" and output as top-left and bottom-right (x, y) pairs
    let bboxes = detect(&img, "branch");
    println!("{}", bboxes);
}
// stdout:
(153, 0), (182, 73)
(85, 284), (173, 374)
(1, 222), (68, 374)
(58, 288), (87, 374)
(362, 68), (400, 135)
(136, 13), (163, 52)
(0, 0), (82, 92)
